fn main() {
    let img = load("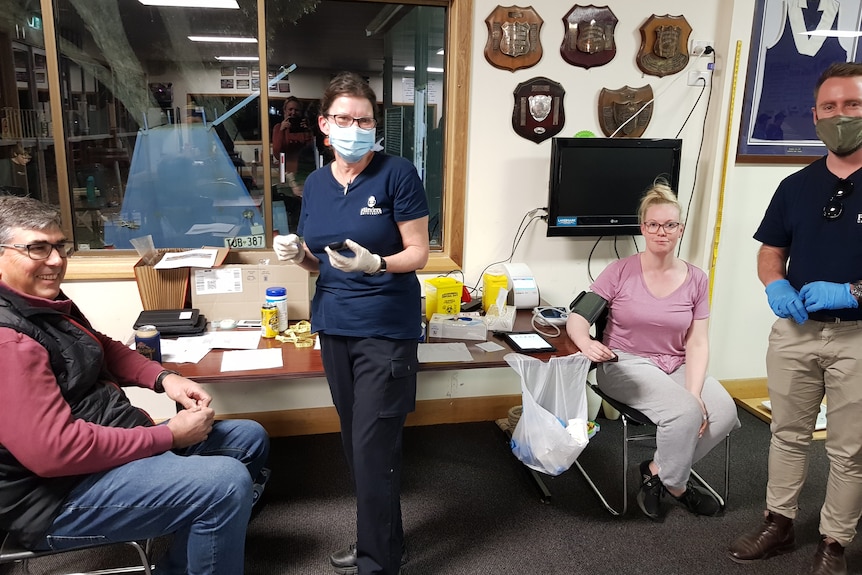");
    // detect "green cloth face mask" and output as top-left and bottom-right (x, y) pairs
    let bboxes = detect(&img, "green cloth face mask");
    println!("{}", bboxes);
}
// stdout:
(815, 115), (862, 156)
